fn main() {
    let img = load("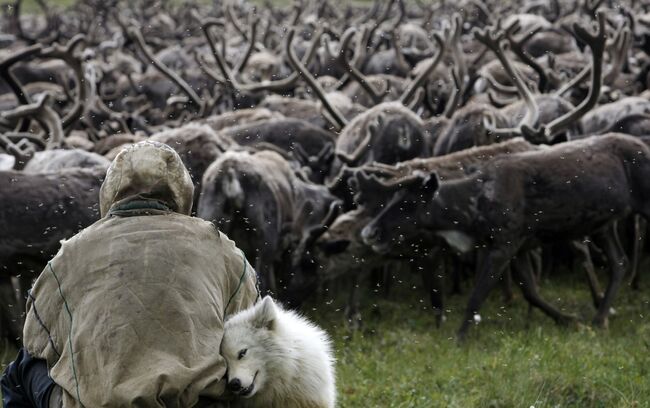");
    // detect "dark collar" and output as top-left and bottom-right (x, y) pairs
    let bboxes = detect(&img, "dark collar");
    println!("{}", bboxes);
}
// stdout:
(108, 199), (173, 217)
